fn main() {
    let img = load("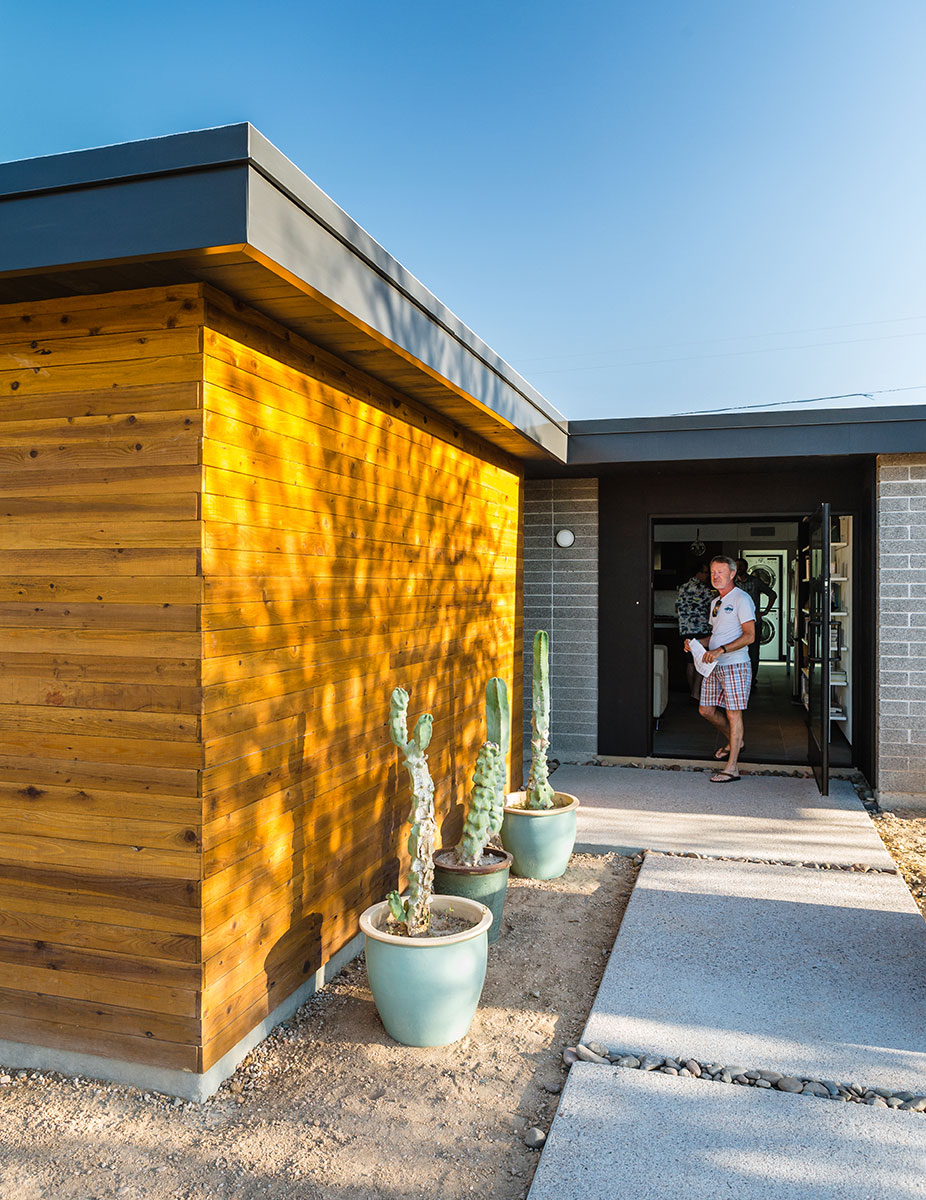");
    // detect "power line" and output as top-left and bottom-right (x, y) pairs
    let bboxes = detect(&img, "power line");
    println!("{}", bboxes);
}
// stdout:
(514, 313), (926, 366)
(678, 383), (926, 416)
(529, 328), (926, 376)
